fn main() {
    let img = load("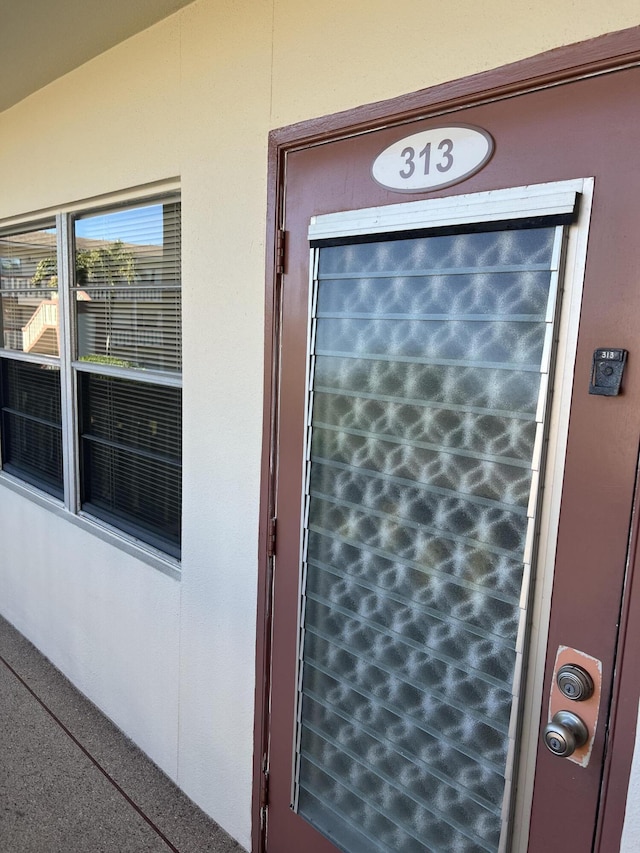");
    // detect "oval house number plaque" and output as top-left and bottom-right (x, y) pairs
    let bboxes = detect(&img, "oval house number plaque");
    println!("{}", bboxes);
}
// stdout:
(372, 125), (494, 192)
